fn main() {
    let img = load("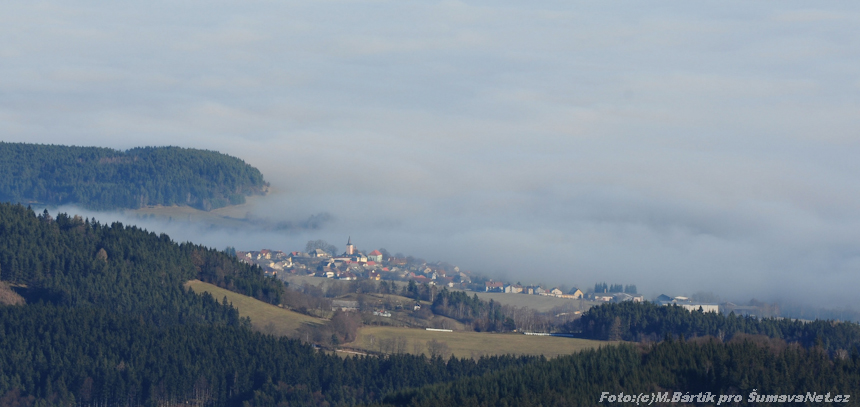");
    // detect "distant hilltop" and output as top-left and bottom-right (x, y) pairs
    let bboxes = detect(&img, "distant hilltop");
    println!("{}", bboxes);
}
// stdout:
(0, 142), (268, 211)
